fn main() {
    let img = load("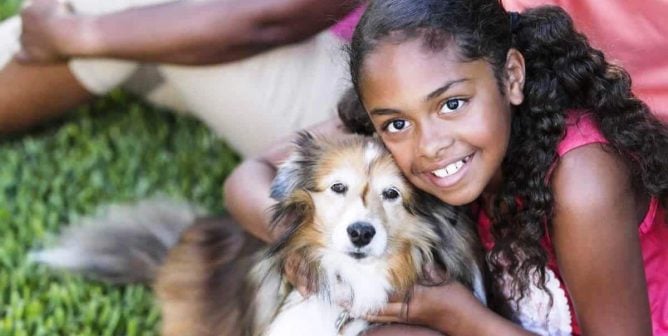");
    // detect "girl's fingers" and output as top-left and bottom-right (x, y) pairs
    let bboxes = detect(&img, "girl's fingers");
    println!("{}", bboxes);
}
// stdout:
(295, 284), (309, 297)
(364, 314), (402, 324)
(387, 286), (413, 303)
(13, 49), (32, 64)
(365, 302), (409, 323)
(387, 291), (405, 302)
